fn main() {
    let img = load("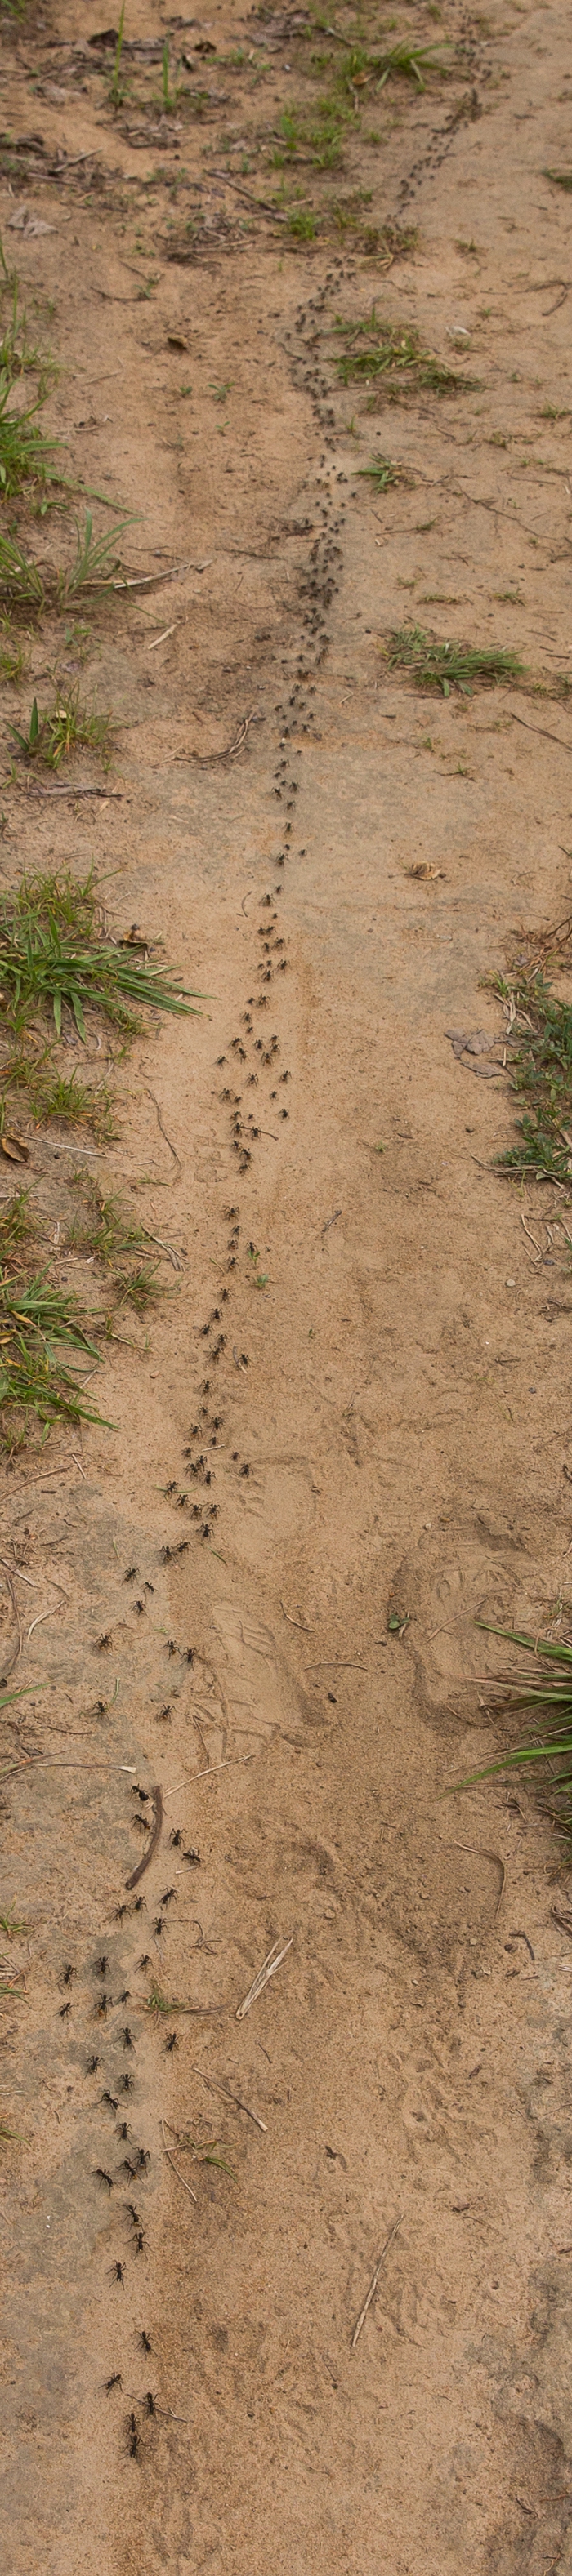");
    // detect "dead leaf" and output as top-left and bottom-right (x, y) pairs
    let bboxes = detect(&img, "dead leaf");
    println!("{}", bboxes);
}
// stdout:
(1, 1132), (29, 1164)
(167, 332), (189, 351)
(409, 862), (445, 881)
